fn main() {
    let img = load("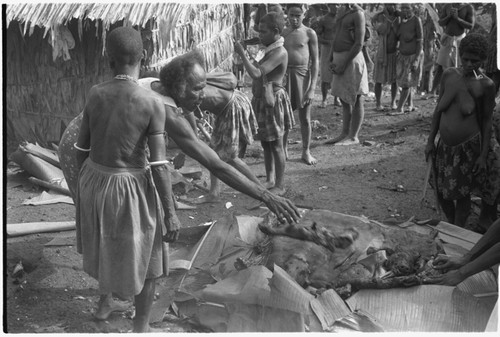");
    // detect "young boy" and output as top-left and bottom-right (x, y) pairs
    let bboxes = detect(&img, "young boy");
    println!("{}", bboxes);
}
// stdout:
(235, 12), (293, 195)
(283, 4), (319, 165)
